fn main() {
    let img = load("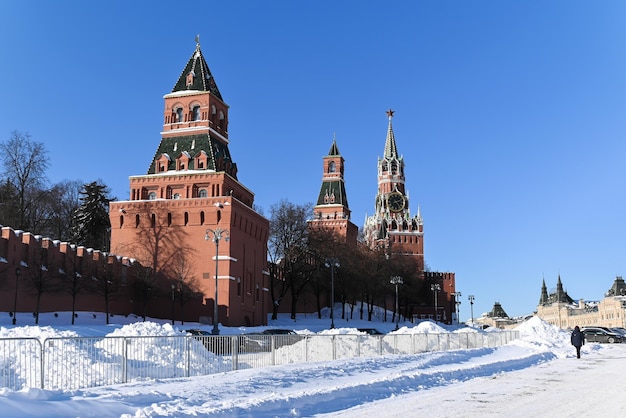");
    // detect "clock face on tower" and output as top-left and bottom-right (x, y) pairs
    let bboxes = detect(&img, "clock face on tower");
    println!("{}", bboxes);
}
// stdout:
(387, 192), (405, 212)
